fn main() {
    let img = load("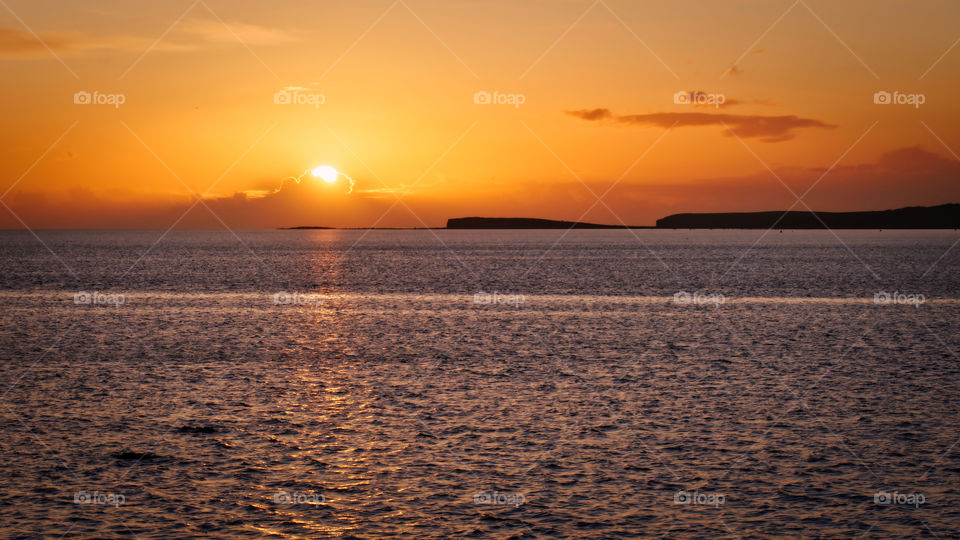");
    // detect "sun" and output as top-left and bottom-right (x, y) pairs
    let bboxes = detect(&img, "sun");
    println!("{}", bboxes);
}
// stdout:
(311, 165), (339, 184)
